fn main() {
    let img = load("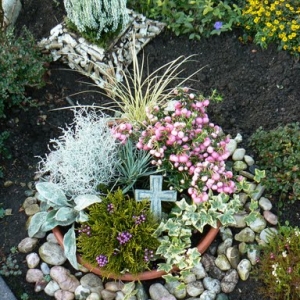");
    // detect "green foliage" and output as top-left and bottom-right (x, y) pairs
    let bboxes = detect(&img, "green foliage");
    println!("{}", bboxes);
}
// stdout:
(249, 123), (300, 203)
(154, 192), (241, 283)
(0, 27), (49, 118)
(128, 0), (243, 40)
(0, 203), (5, 219)
(240, 0), (300, 56)
(115, 138), (162, 193)
(0, 247), (22, 277)
(63, 0), (128, 40)
(77, 189), (160, 276)
(28, 182), (102, 269)
(254, 225), (300, 300)
(0, 131), (11, 177)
